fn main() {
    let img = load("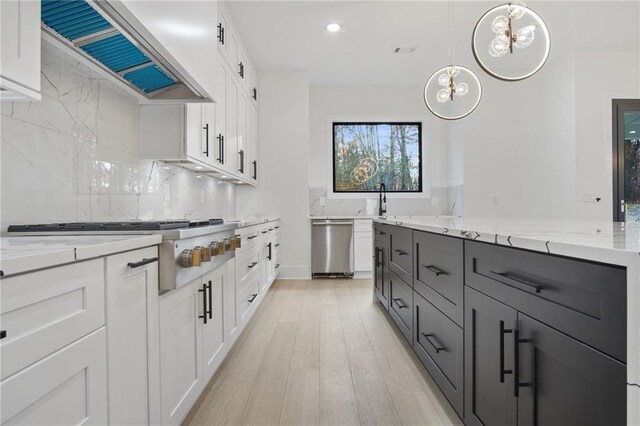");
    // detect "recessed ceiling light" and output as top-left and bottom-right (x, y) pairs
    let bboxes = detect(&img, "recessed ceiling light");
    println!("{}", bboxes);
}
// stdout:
(196, 175), (202, 178)
(221, 175), (227, 178)
(325, 22), (342, 33)
(163, 166), (171, 170)
(195, 166), (203, 170)
(237, 181), (243, 184)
